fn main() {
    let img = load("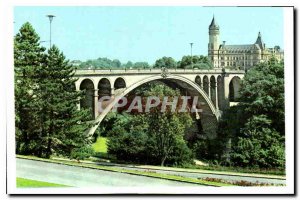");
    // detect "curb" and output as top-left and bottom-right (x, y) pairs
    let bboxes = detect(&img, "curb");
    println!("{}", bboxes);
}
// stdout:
(133, 166), (286, 180)
(54, 157), (285, 180)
